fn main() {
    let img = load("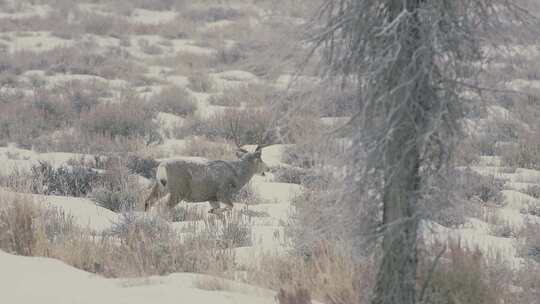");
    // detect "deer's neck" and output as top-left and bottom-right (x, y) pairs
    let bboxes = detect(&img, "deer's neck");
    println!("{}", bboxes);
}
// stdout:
(231, 158), (257, 188)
